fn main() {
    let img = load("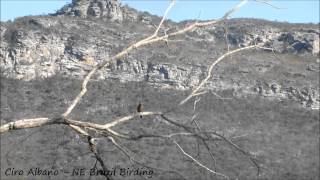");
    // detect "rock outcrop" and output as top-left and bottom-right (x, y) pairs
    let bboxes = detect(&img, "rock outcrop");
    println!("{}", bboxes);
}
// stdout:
(55, 0), (124, 21)
(0, 1), (319, 110)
